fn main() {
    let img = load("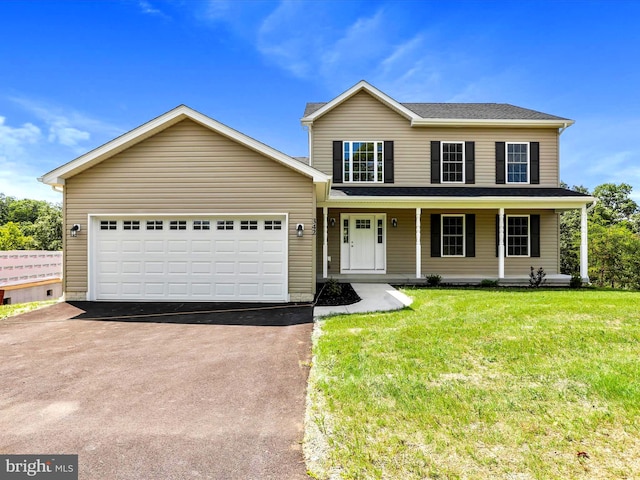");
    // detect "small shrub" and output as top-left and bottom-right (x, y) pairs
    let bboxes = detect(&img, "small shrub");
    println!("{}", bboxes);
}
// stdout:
(569, 273), (583, 289)
(425, 274), (442, 287)
(324, 278), (343, 297)
(479, 279), (499, 288)
(529, 266), (547, 288)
